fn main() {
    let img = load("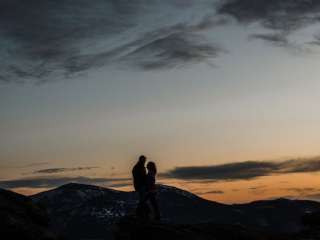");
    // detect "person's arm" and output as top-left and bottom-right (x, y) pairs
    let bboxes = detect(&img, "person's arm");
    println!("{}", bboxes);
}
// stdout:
(148, 175), (156, 192)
